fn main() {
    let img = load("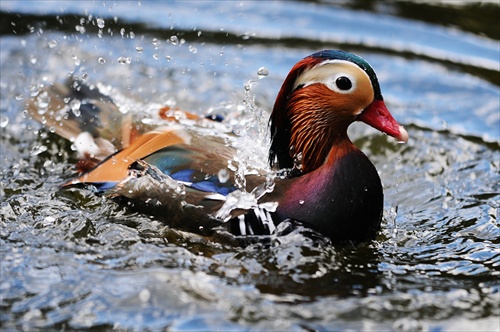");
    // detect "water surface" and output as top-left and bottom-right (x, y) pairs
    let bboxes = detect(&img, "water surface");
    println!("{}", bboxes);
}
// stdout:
(1, 1), (499, 331)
